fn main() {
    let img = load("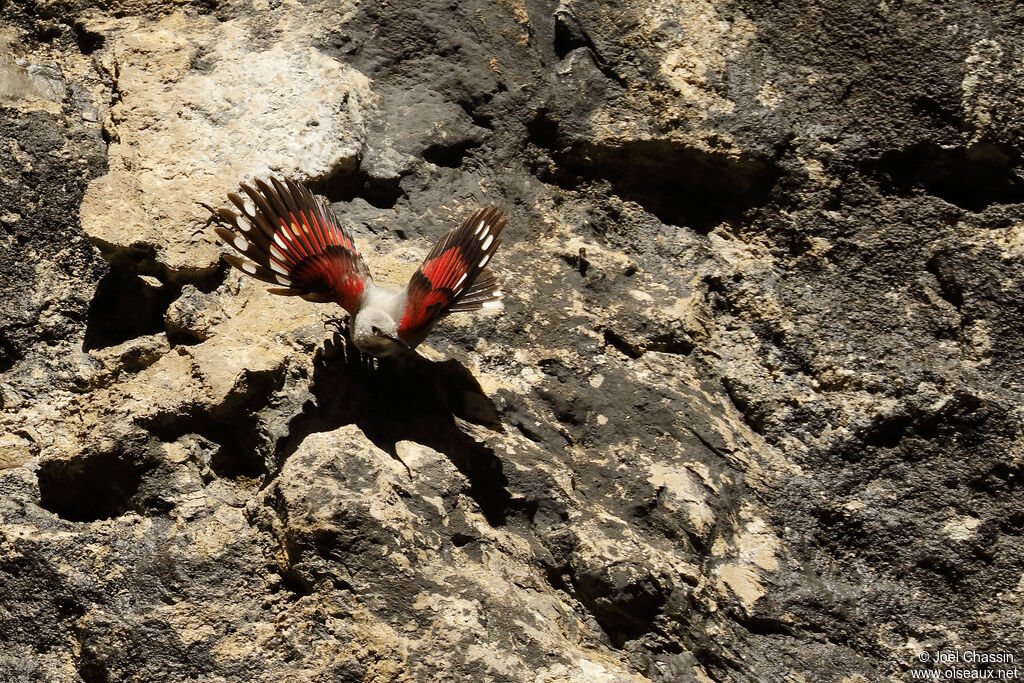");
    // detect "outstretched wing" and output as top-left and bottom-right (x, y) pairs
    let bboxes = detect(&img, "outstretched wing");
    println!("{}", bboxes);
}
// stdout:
(397, 206), (506, 344)
(214, 177), (370, 314)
